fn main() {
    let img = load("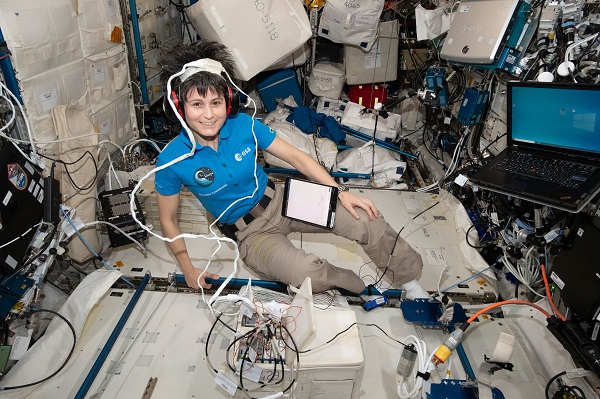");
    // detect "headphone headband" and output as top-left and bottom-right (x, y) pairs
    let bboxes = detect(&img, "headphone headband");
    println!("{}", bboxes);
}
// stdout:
(180, 58), (226, 83)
